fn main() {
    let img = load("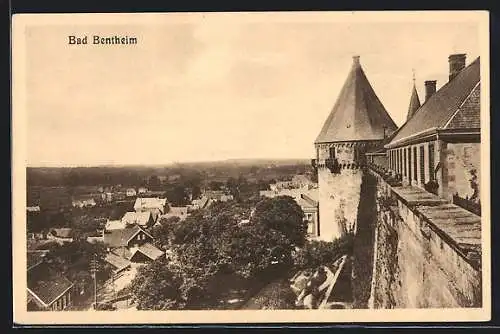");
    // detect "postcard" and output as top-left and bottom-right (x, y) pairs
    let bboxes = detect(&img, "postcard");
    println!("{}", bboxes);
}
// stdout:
(12, 10), (491, 325)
